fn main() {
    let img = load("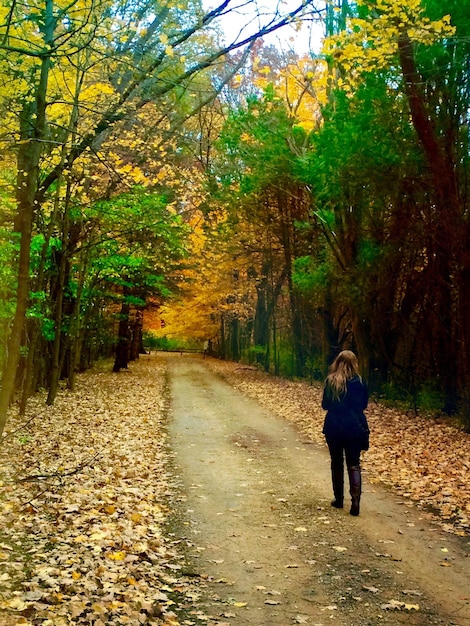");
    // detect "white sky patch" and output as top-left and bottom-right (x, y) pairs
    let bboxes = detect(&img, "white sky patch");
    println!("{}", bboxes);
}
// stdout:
(202, 0), (325, 55)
